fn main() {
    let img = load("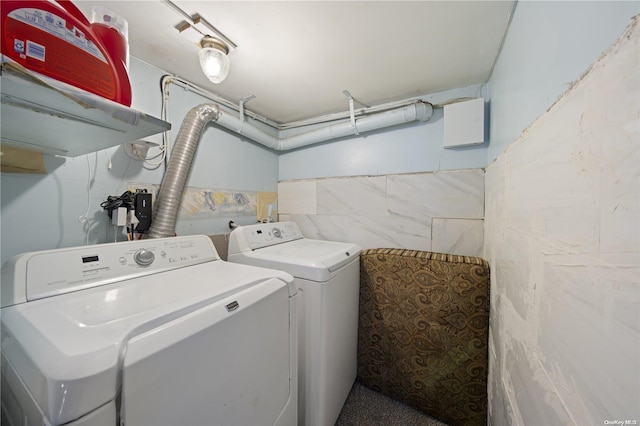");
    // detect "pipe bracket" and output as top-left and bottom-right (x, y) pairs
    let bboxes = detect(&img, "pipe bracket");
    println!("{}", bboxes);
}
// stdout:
(343, 90), (360, 135)
(237, 95), (256, 133)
